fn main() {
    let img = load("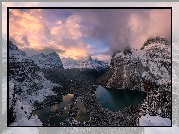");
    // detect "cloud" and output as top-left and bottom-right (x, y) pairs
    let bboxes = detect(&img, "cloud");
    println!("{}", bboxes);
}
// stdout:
(71, 9), (171, 51)
(61, 57), (75, 64)
(91, 48), (112, 63)
(8, 8), (171, 63)
(51, 14), (83, 40)
(128, 9), (171, 49)
(21, 35), (30, 46)
(9, 9), (89, 60)
(10, 37), (23, 47)
(10, 36), (30, 47)
(22, 47), (65, 57)
(92, 55), (111, 63)
(42, 23), (51, 40)
(45, 40), (89, 60)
